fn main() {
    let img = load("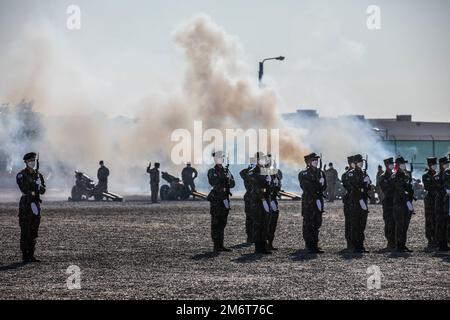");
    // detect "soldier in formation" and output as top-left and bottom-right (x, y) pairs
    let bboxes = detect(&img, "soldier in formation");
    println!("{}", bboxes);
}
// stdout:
(16, 152), (46, 263)
(207, 151), (235, 252)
